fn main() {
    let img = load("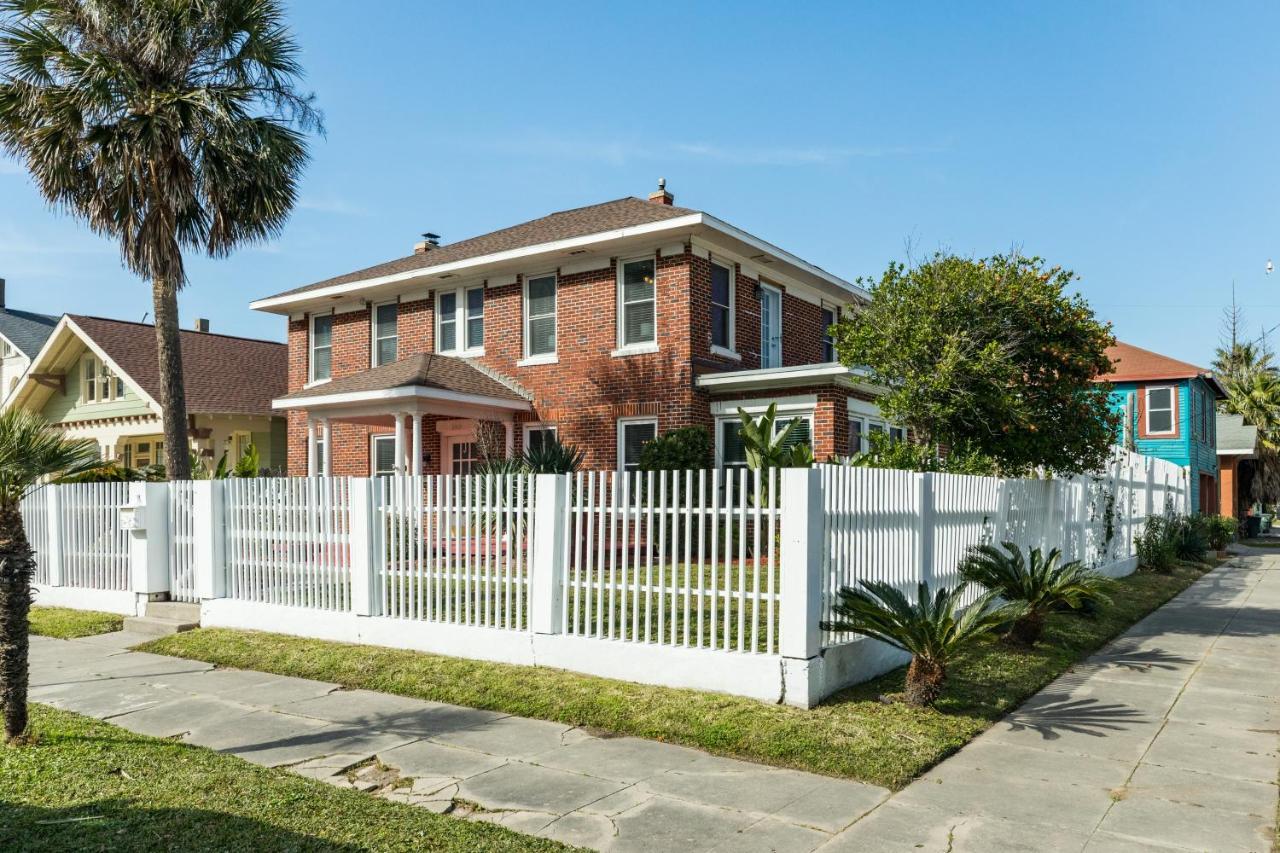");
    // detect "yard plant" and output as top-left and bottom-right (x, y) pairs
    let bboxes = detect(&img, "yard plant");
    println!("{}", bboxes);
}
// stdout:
(820, 580), (1024, 707)
(0, 0), (320, 480)
(0, 409), (104, 741)
(960, 542), (1112, 646)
